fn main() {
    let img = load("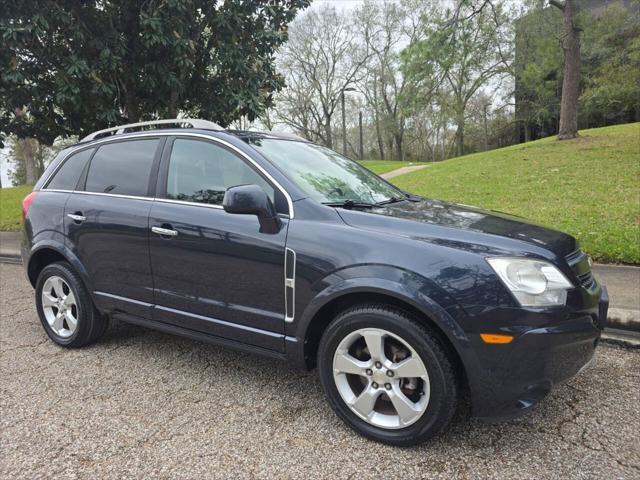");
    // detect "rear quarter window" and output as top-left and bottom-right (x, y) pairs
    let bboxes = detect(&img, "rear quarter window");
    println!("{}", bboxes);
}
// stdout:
(45, 148), (94, 191)
(85, 139), (159, 197)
